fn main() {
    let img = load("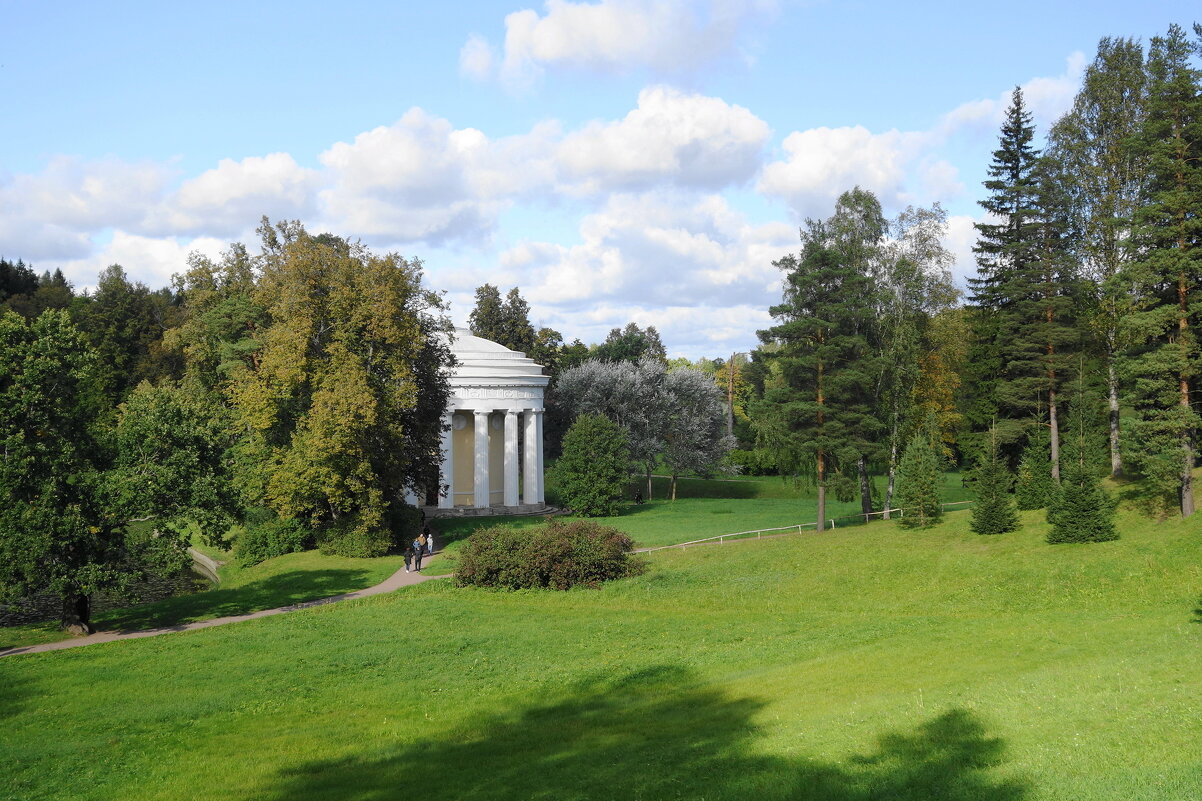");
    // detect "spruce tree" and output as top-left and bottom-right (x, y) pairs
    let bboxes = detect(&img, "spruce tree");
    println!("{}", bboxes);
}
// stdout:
(1047, 461), (1118, 543)
(967, 88), (1079, 472)
(894, 431), (942, 529)
(1015, 425), (1056, 510)
(970, 432), (1019, 535)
